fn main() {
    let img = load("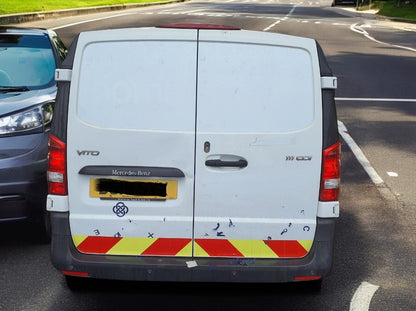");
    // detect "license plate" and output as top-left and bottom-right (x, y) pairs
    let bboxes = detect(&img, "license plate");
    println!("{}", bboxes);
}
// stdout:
(90, 178), (178, 200)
